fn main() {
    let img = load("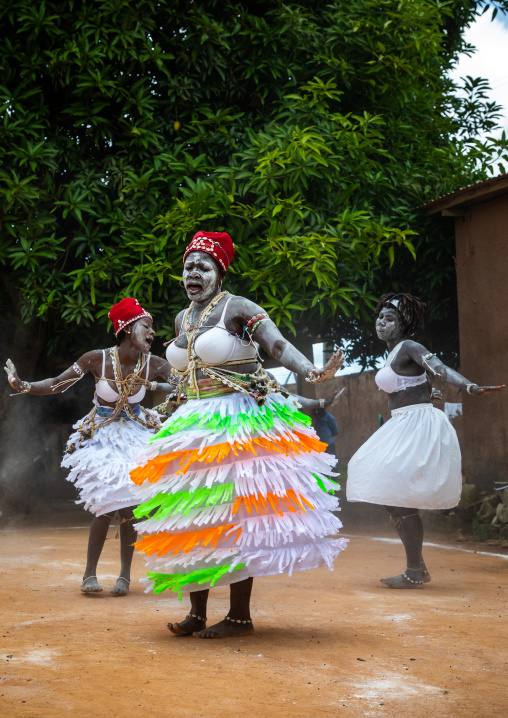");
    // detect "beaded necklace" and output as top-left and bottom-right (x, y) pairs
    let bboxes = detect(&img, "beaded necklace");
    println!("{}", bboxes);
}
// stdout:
(187, 302), (206, 330)
(183, 291), (230, 394)
(65, 347), (159, 452)
(185, 291), (229, 337)
(172, 292), (287, 405)
(110, 345), (145, 396)
(106, 347), (158, 429)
